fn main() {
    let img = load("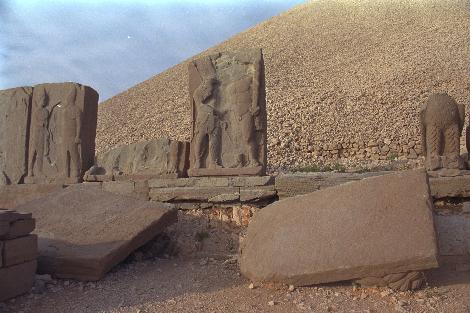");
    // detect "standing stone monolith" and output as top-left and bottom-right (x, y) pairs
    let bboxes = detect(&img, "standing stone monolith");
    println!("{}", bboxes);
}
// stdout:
(0, 87), (33, 185)
(420, 93), (465, 171)
(188, 49), (267, 176)
(239, 170), (439, 291)
(25, 83), (98, 184)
